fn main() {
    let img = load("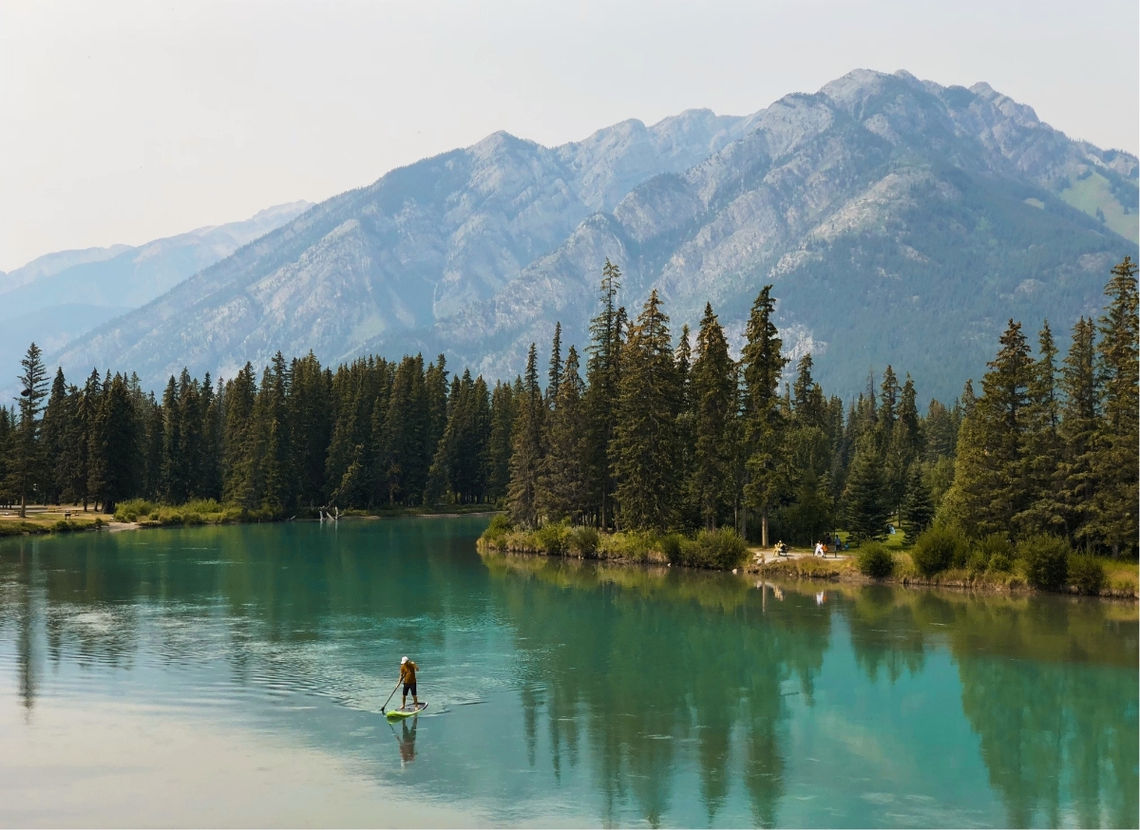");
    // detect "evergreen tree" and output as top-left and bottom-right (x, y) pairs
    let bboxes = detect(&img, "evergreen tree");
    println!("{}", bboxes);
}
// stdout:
(160, 376), (186, 502)
(288, 353), (332, 509)
(221, 363), (258, 508)
(79, 369), (104, 510)
(379, 355), (428, 506)
(538, 345), (588, 521)
(507, 344), (545, 528)
(689, 304), (737, 530)
(1089, 256), (1139, 556)
(611, 290), (680, 530)
(843, 433), (891, 541)
(583, 259), (623, 527)
(547, 321), (562, 406)
(900, 462), (935, 537)
(1017, 321), (1066, 536)
(13, 343), (49, 517)
(484, 380), (516, 504)
(38, 368), (70, 504)
(89, 373), (139, 513)
(941, 320), (1034, 538)
(1057, 317), (1098, 546)
(739, 286), (788, 546)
